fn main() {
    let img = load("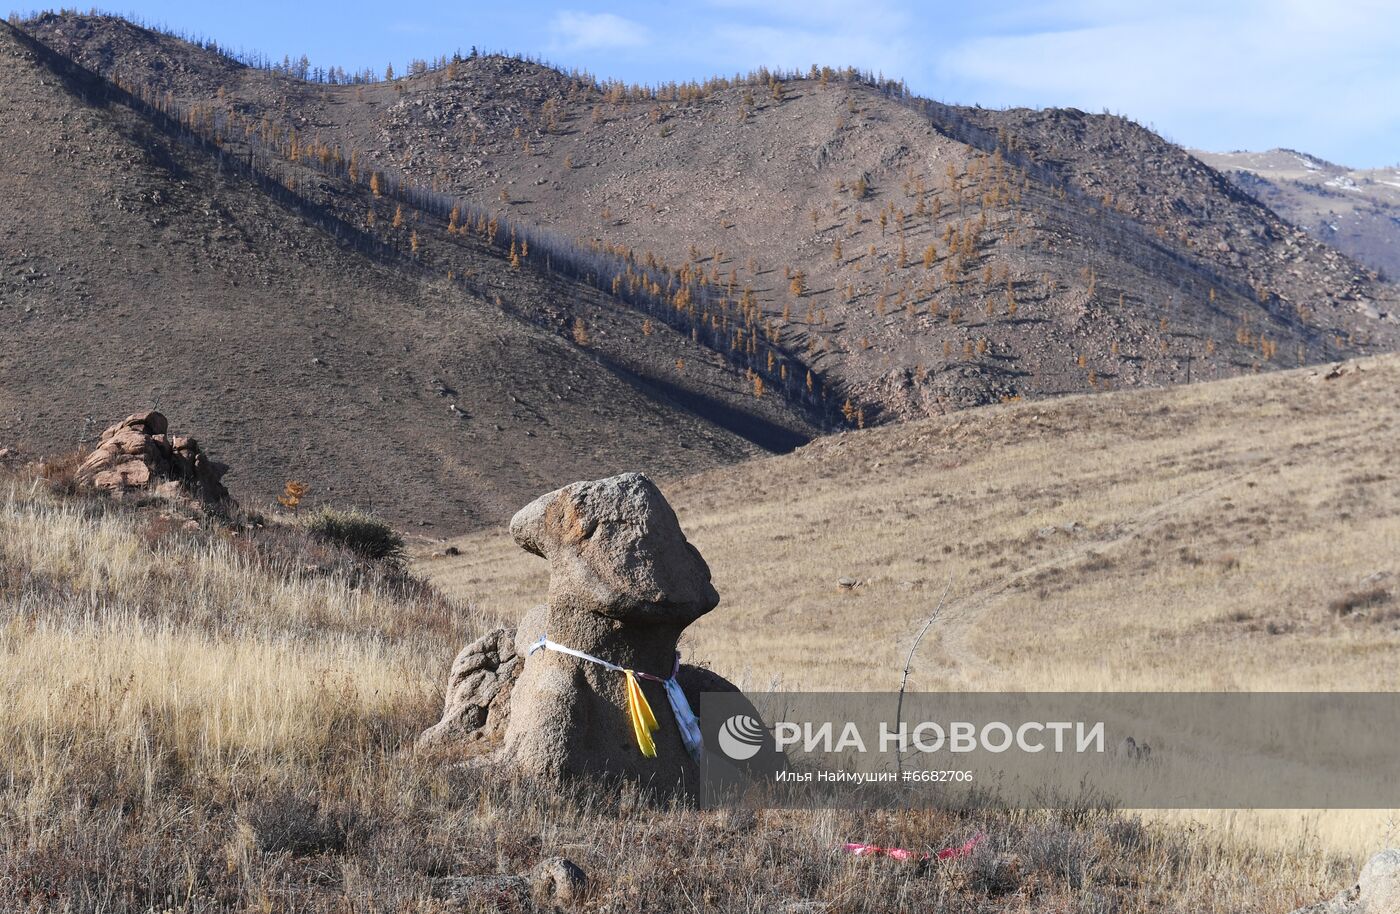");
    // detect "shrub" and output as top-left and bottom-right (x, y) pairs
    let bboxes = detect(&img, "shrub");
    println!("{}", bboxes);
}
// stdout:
(37, 449), (88, 495)
(244, 786), (360, 857)
(304, 508), (406, 564)
(1329, 585), (1391, 618)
